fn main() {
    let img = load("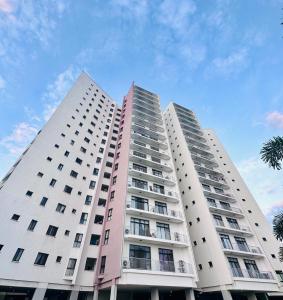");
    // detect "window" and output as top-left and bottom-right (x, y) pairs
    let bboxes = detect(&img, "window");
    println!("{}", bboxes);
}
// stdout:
(228, 257), (243, 277)
(37, 172), (43, 177)
(93, 168), (99, 175)
(208, 261), (213, 268)
(220, 234), (232, 249)
(94, 215), (104, 224)
(56, 256), (62, 263)
(75, 157), (82, 165)
(104, 172), (111, 179)
(66, 258), (77, 276)
(49, 178), (57, 187)
(213, 214), (223, 226)
(26, 190), (33, 197)
(106, 161), (113, 168)
(70, 170), (78, 178)
(159, 248), (174, 272)
(64, 151), (70, 157)
(57, 163), (64, 170)
(73, 233), (83, 247)
(80, 213), (88, 224)
(84, 137), (90, 143)
(114, 163), (118, 170)
(156, 222), (171, 240)
(12, 248), (24, 262)
(64, 185), (73, 194)
(129, 244), (151, 270)
(70, 140), (75, 145)
(227, 218), (239, 229)
(112, 176), (117, 185)
(27, 219), (37, 231)
(131, 196), (149, 211)
(108, 152), (114, 157)
(56, 203), (66, 214)
(34, 252), (49, 266)
(80, 147), (86, 153)
(107, 208), (113, 221)
(96, 157), (102, 163)
(85, 195), (92, 205)
(46, 225), (58, 237)
(98, 198), (106, 207)
(39, 197), (48, 207)
(90, 234), (100, 245)
(11, 214), (20, 221)
(89, 180), (96, 189)
(101, 185), (109, 192)
(100, 256), (106, 274)
(244, 259), (260, 278)
(155, 202), (167, 215)
(130, 218), (150, 236)
(47, 156), (52, 161)
(99, 147), (104, 153)
(110, 191), (115, 200)
(85, 257), (97, 271)
(104, 230), (110, 245)
(0, 245), (3, 252)
(65, 230), (70, 236)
